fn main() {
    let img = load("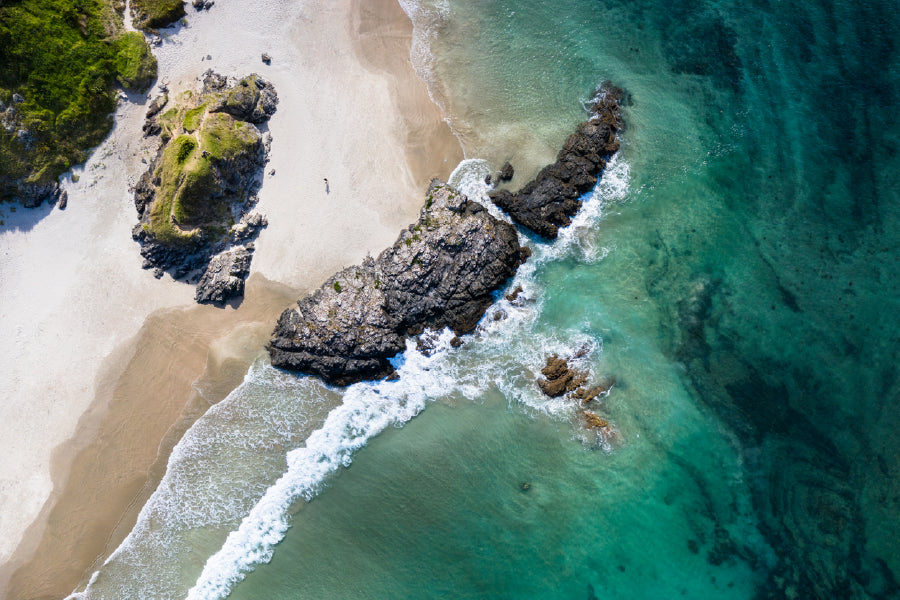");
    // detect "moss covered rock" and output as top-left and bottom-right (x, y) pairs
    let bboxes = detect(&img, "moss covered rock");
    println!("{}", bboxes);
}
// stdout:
(133, 71), (277, 304)
(130, 0), (185, 31)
